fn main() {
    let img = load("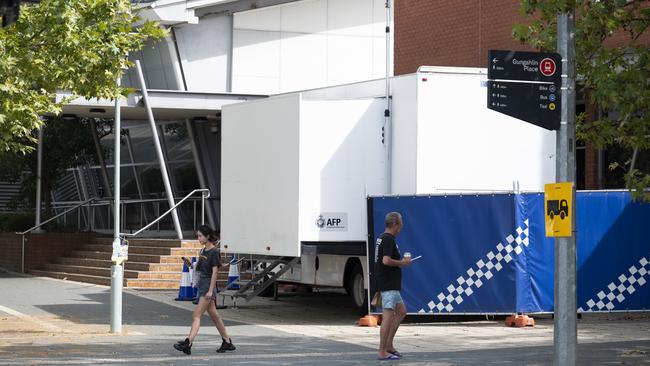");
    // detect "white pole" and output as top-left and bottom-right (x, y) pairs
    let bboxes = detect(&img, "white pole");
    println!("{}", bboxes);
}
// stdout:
(110, 77), (123, 334)
(134, 60), (183, 240)
(34, 126), (44, 232)
(384, 0), (392, 194)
